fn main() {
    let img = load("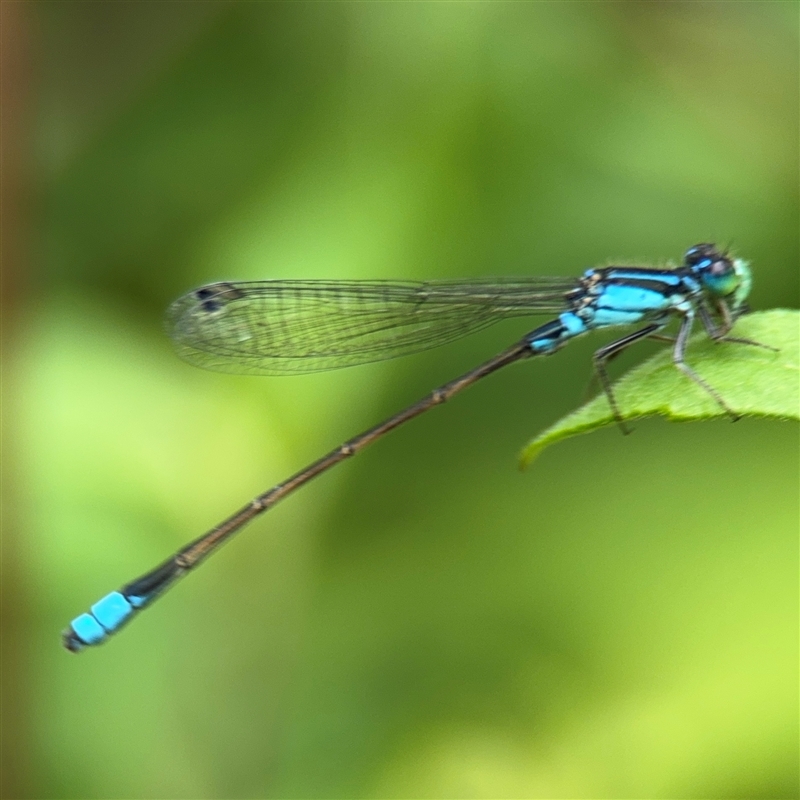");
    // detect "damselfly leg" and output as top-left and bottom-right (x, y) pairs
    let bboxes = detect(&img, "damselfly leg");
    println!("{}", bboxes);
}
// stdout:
(591, 323), (665, 433)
